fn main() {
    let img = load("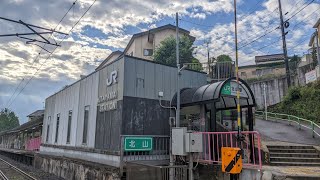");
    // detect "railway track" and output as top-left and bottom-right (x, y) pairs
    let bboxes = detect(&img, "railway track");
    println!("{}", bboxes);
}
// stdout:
(0, 157), (37, 180)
